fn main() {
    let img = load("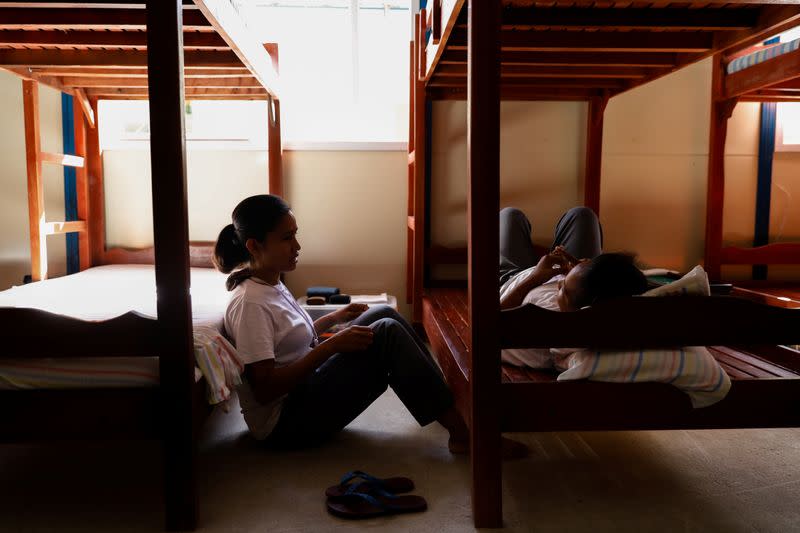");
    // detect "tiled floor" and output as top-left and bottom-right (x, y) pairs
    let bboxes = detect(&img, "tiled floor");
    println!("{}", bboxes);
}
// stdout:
(3, 391), (800, 532)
